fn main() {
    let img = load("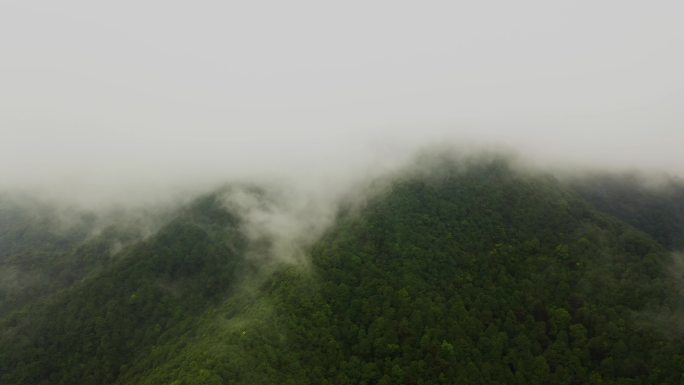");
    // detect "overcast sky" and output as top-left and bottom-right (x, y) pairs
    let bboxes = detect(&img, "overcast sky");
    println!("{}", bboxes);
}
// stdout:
(1, 1), (683, 201)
